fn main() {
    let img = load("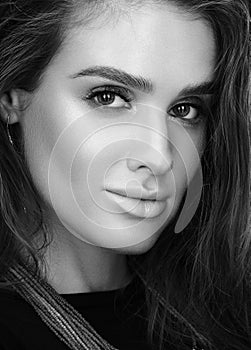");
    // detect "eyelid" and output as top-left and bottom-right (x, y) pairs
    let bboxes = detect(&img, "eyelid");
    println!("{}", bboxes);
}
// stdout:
(85, 84), (135, 102)
(83, 85), (210, 116)
(167, 96), (209, 127)
(168, 96), (208, 113)
(170, 95), (205, 106)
